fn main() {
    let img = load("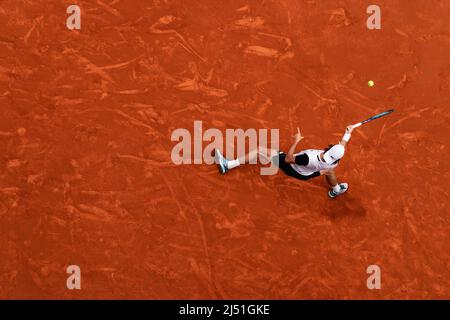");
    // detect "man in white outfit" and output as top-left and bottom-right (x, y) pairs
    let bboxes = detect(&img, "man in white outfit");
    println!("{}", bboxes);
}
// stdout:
(215, 125), (356, 198)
